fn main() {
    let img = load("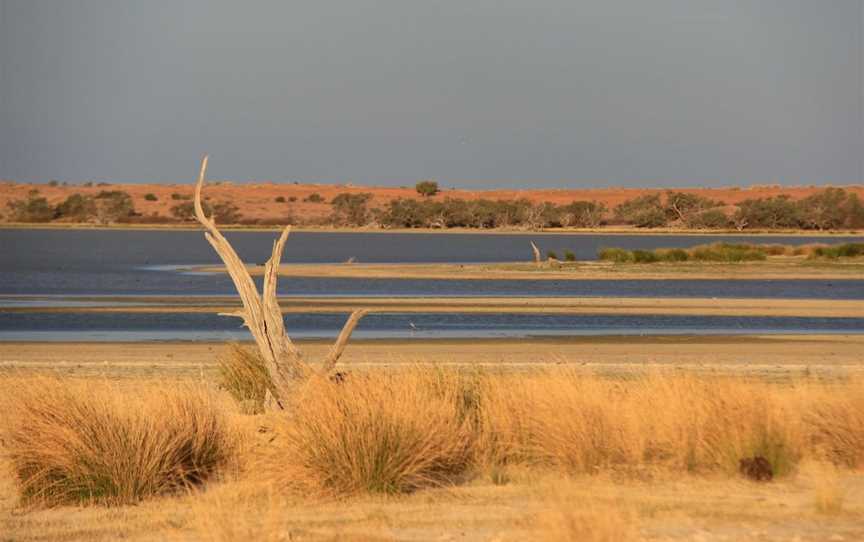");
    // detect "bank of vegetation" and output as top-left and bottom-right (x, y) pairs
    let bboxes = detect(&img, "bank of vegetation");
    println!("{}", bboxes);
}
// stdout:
(4, 185), (864, 232)
(596, 242), (864, 264)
